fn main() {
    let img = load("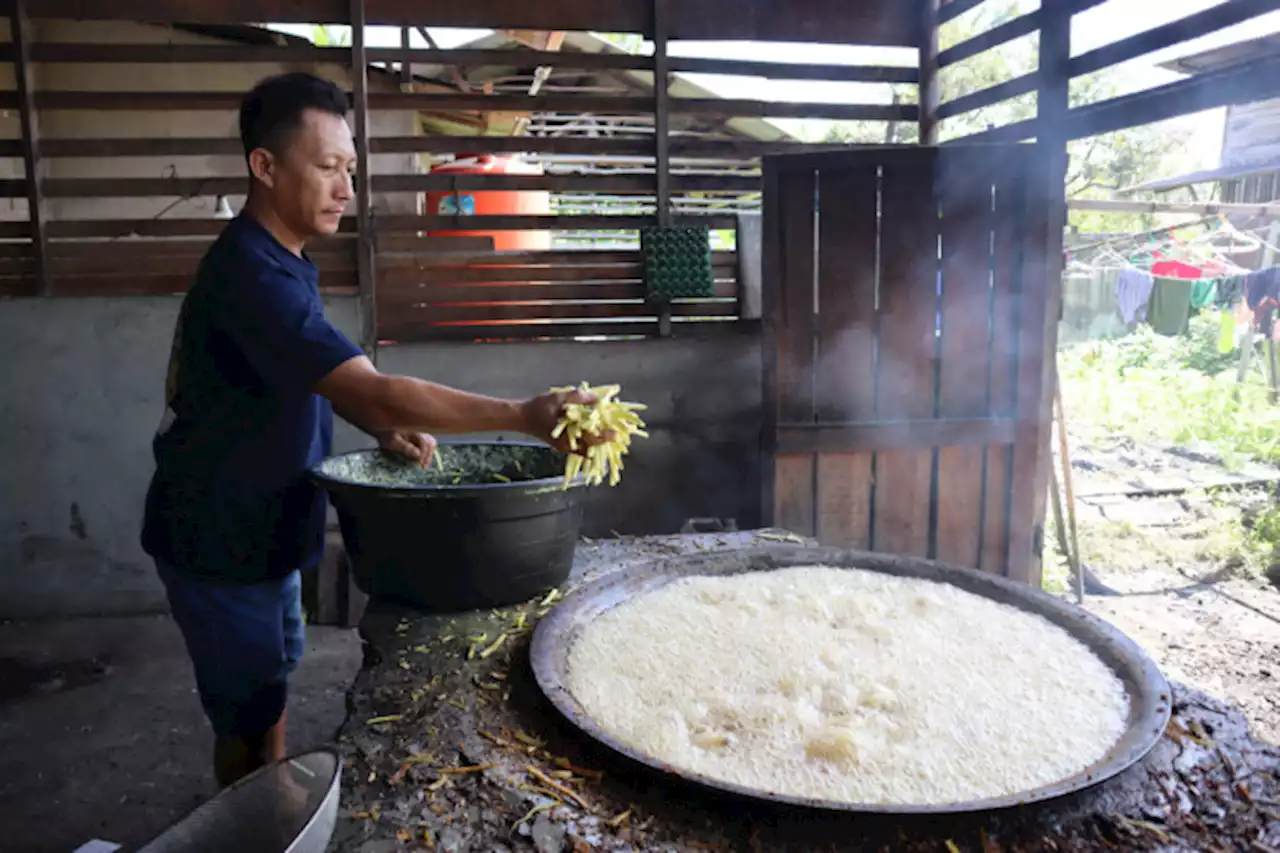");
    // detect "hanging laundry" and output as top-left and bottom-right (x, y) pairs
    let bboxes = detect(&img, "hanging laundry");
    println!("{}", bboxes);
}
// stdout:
(1151, 253), (1202, 280)
(1218, 310), (1236, 354)
(1190, 279), (1218, 310)
(1115, 267), (1155, 324)
(1216, 275), (1246, 308)
(1147, 276), (1194, 336)
(1246, 267), (1280, 338)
